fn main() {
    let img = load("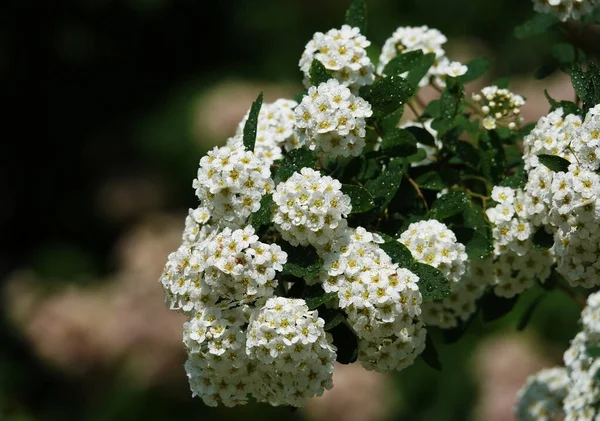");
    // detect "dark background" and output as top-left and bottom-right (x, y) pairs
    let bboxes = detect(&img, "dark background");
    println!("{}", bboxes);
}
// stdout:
(0, 1), (581, 420)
